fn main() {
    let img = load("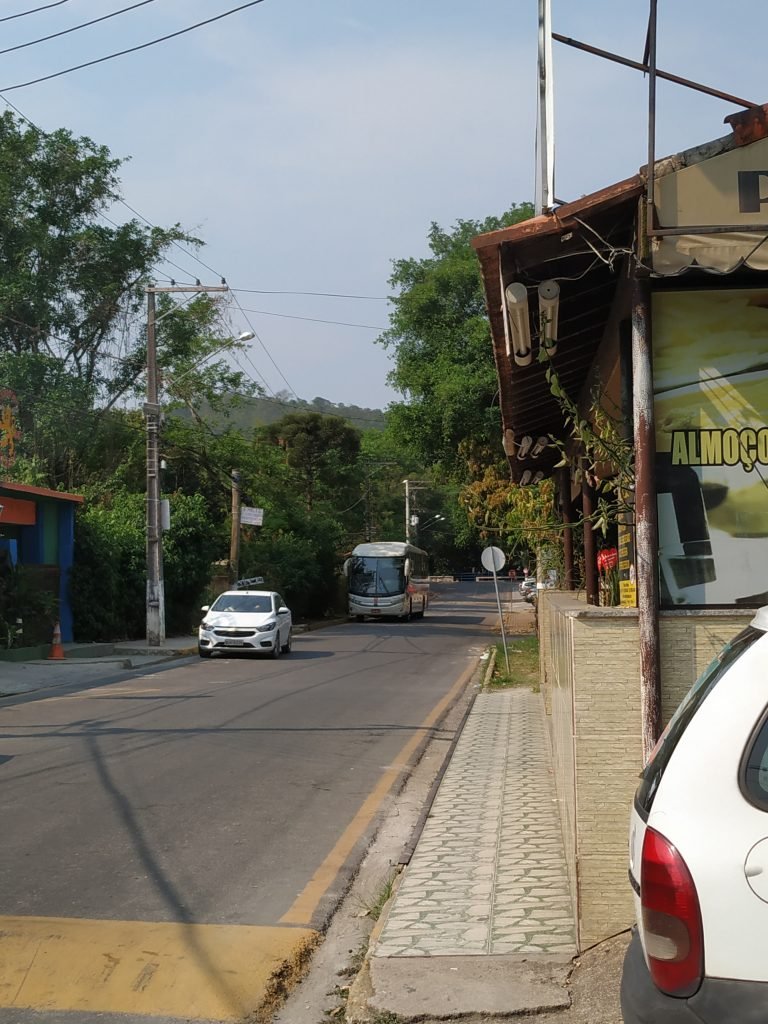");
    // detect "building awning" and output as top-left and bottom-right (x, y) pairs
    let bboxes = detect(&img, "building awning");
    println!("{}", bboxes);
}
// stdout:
(651, 132), (768, 276)
(0, 482), (84, 504)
